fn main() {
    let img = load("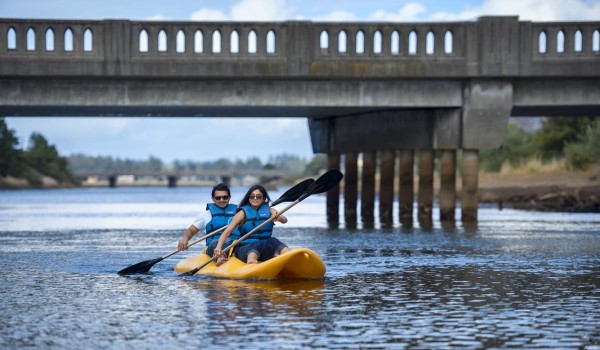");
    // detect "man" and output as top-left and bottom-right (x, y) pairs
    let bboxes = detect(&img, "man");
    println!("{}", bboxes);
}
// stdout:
(178, 183), (239, 262)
